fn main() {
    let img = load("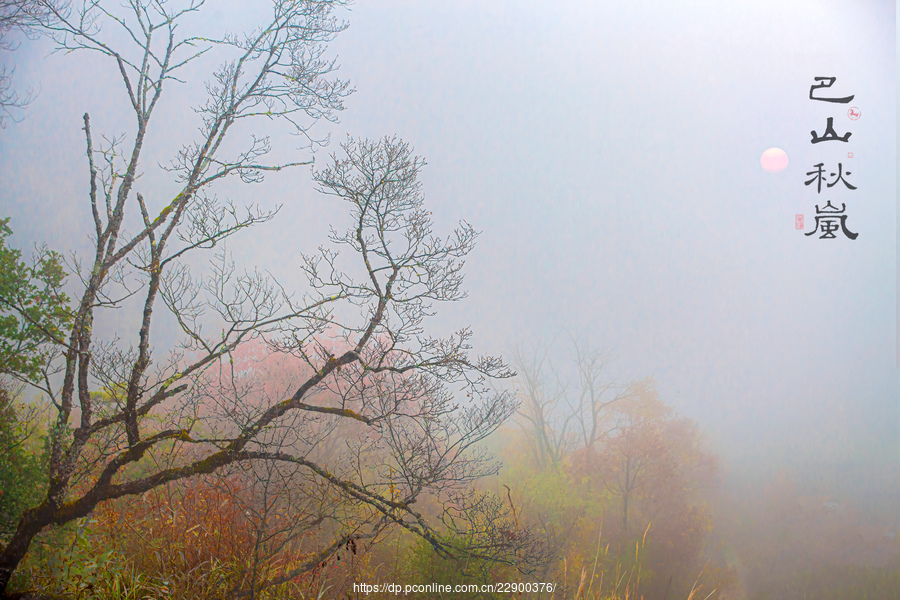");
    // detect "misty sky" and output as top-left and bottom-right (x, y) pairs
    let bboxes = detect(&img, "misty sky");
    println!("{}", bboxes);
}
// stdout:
(0, 0), (897, 487)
